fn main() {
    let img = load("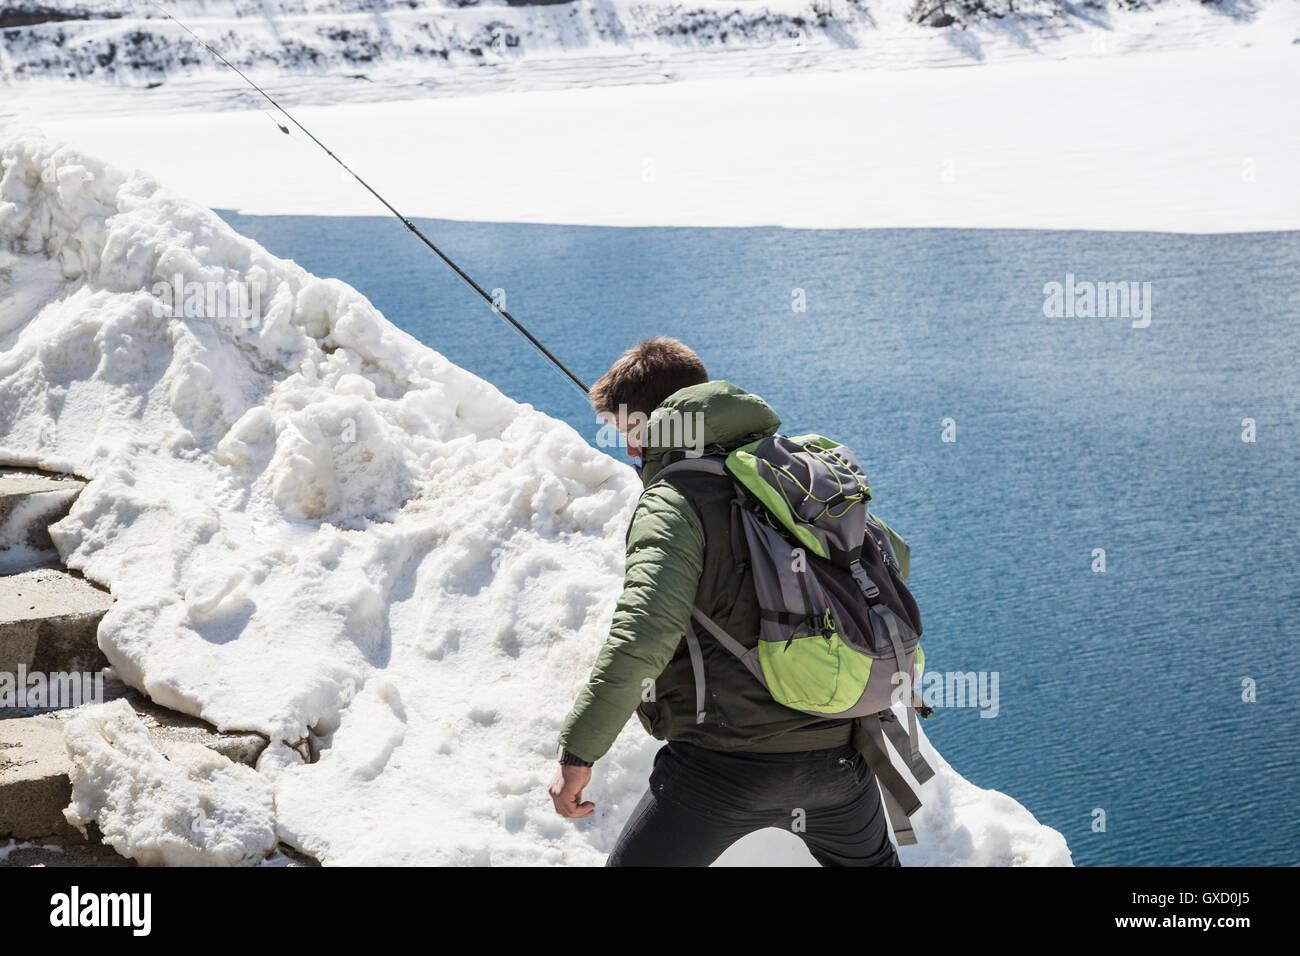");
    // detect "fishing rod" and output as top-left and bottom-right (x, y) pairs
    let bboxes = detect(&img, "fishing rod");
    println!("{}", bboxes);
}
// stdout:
(146, 1), (591, 397)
